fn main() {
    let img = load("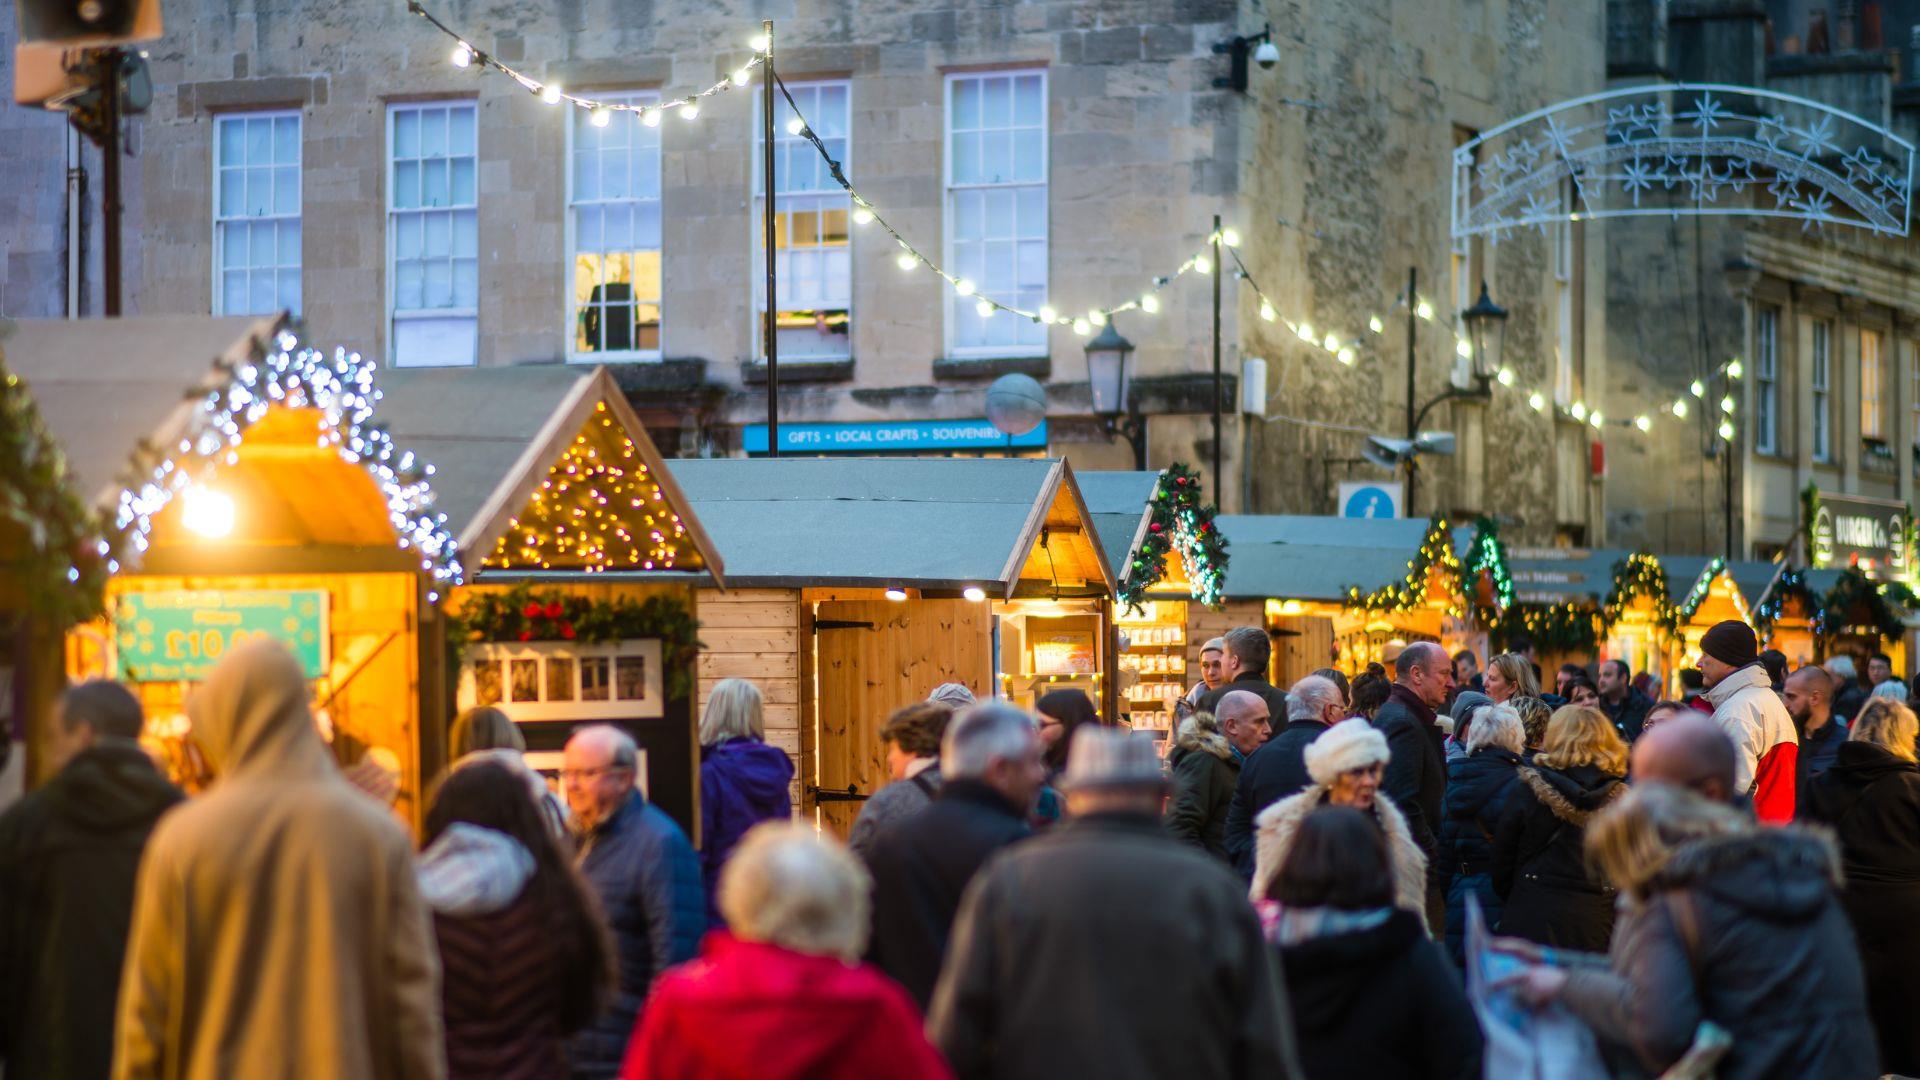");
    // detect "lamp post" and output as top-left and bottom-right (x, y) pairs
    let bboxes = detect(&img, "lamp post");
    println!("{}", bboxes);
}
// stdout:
(1405, 280), (1507, 514)
(1087, 321), (1148, 470)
